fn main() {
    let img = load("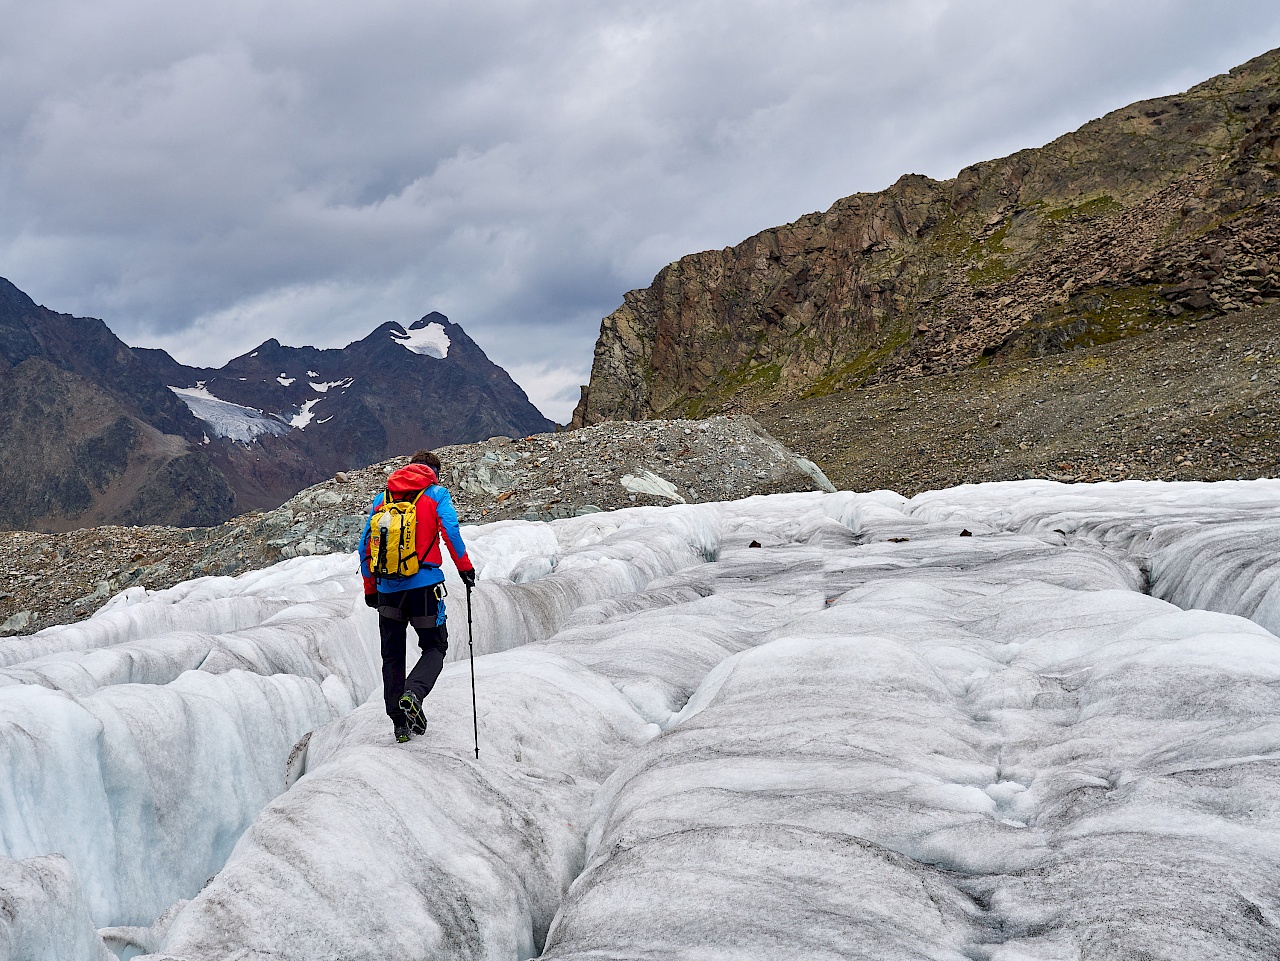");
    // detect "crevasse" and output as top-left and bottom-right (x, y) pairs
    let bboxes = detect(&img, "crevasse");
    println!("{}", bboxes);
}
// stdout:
(3, 481), (1280, 960)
